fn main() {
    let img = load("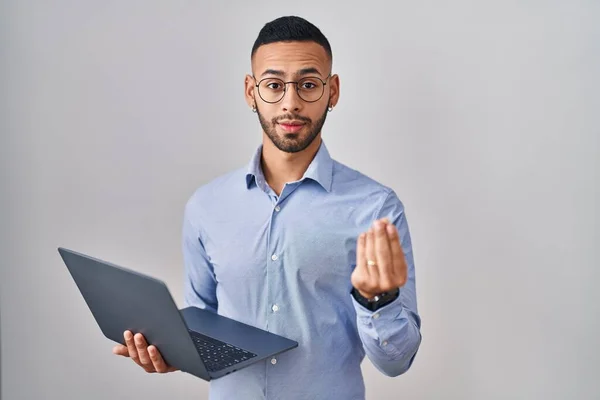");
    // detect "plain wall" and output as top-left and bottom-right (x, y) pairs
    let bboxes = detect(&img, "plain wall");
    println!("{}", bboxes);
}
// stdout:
(1, 1), (599, 399)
